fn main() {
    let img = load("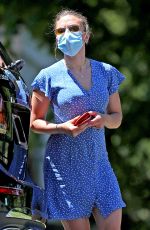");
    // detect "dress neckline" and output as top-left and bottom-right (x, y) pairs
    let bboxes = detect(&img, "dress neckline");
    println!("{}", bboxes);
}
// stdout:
(62, 58), (94, 94)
